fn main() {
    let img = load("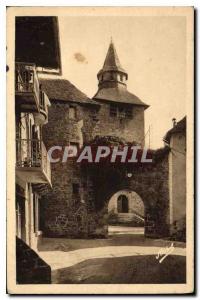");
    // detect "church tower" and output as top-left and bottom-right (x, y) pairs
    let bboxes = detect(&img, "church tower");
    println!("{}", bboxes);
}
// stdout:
(93, 40), (149, 145)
